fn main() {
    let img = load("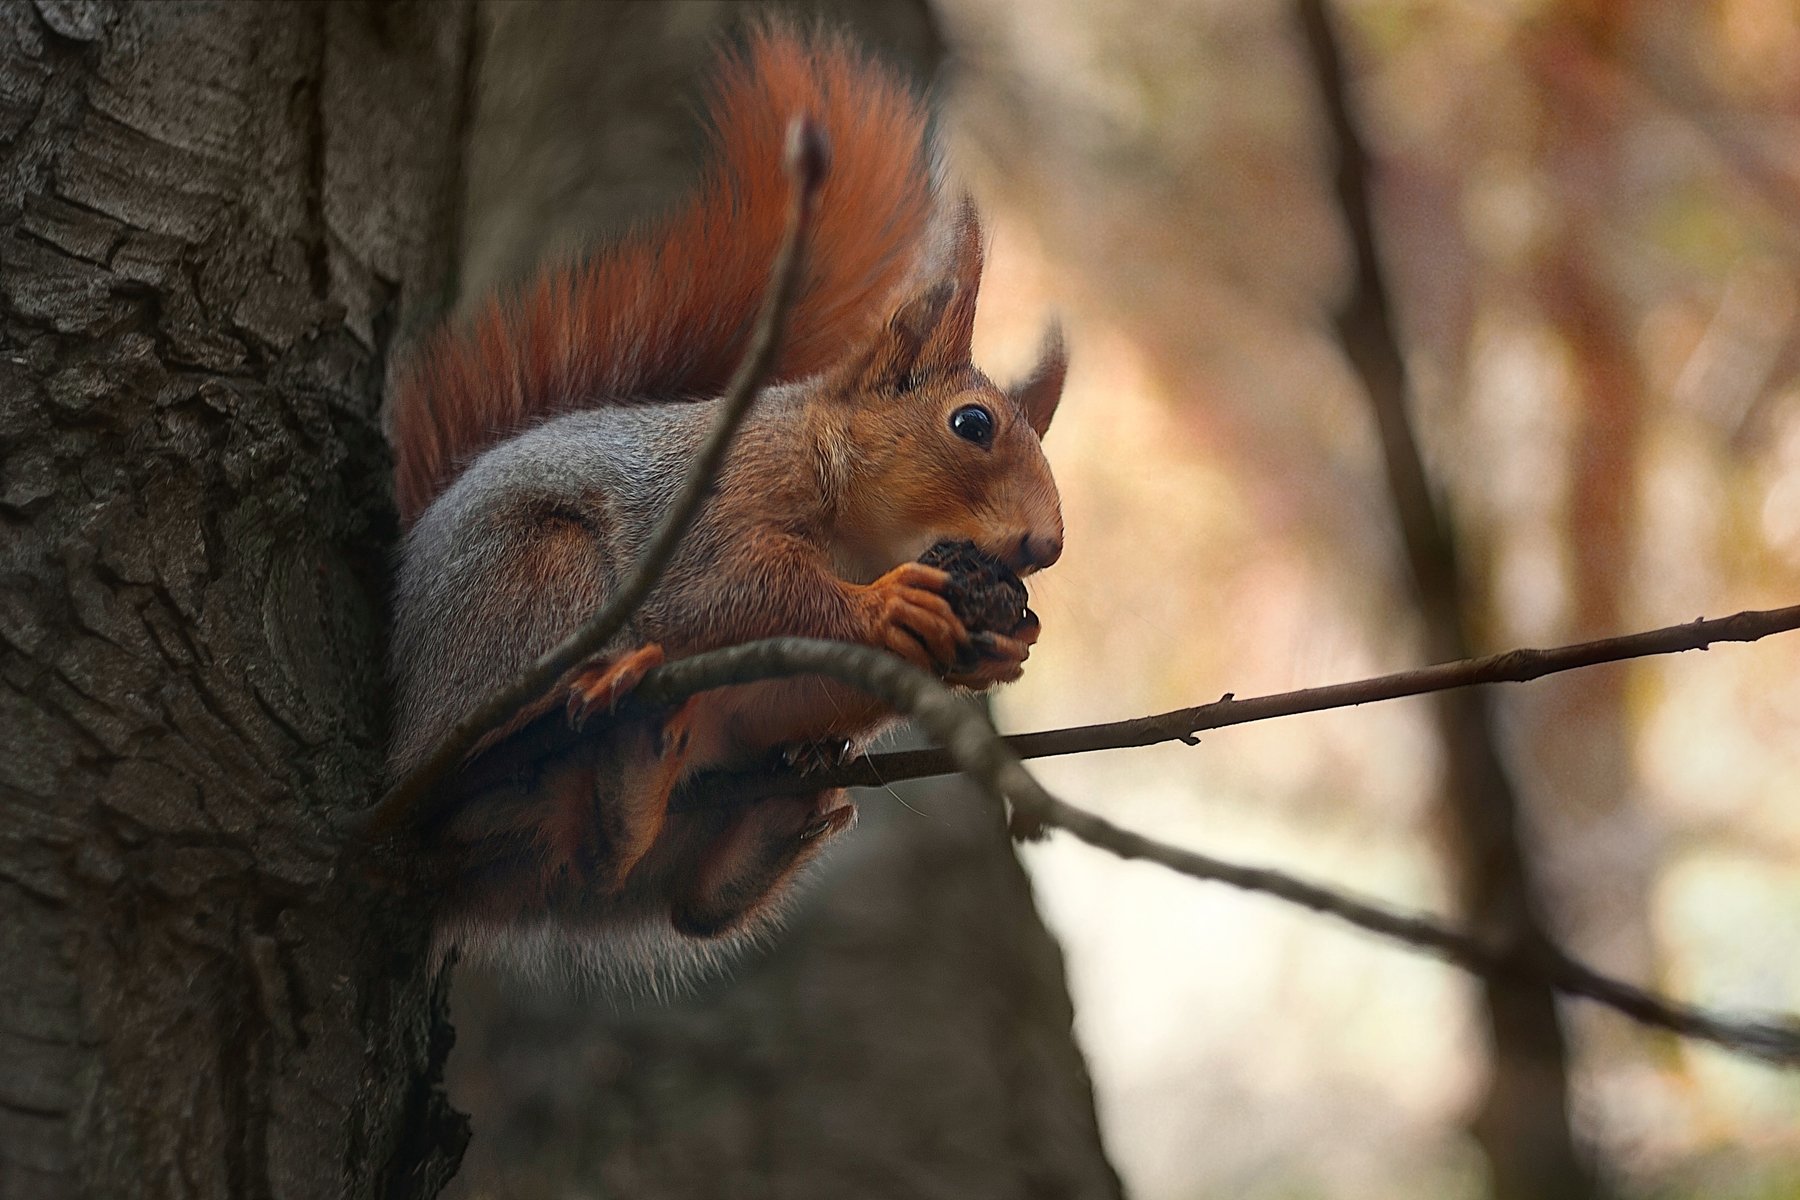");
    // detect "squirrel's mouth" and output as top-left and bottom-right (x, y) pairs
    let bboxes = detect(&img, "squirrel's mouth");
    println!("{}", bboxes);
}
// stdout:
(832, 528), (1060, 583)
